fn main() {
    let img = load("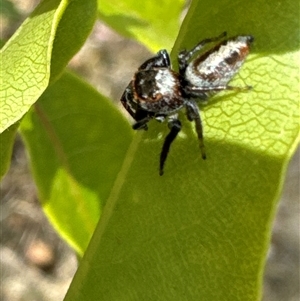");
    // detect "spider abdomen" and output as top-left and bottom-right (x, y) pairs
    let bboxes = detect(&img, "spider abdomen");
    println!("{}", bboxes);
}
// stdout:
(185, 36), (253, 88)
